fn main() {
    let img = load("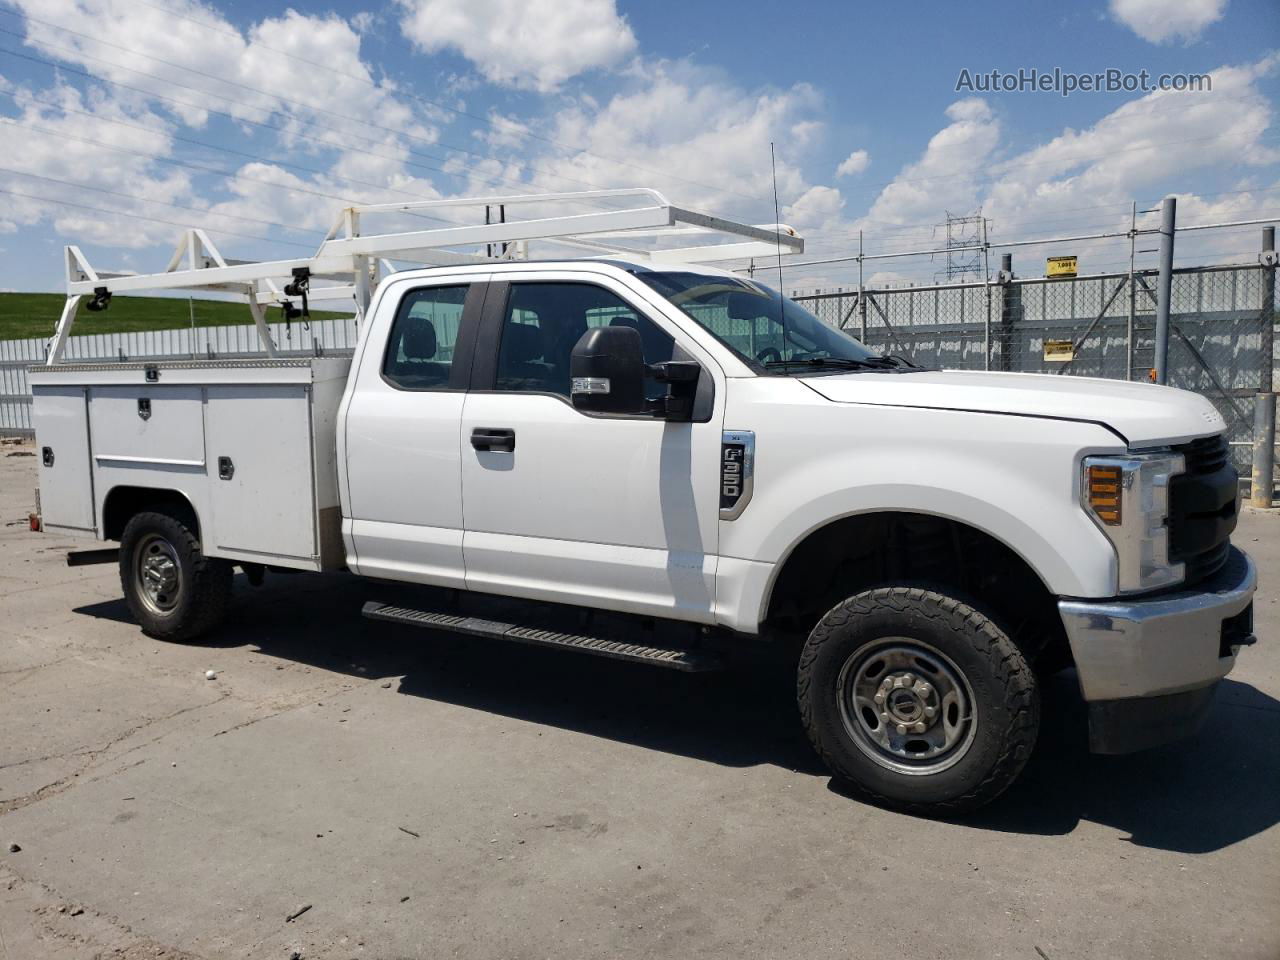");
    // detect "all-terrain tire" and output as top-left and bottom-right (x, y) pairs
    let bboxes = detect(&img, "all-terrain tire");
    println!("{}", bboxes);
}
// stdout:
(797, 586), (1038, 814)
(119, 508), (232, 642)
